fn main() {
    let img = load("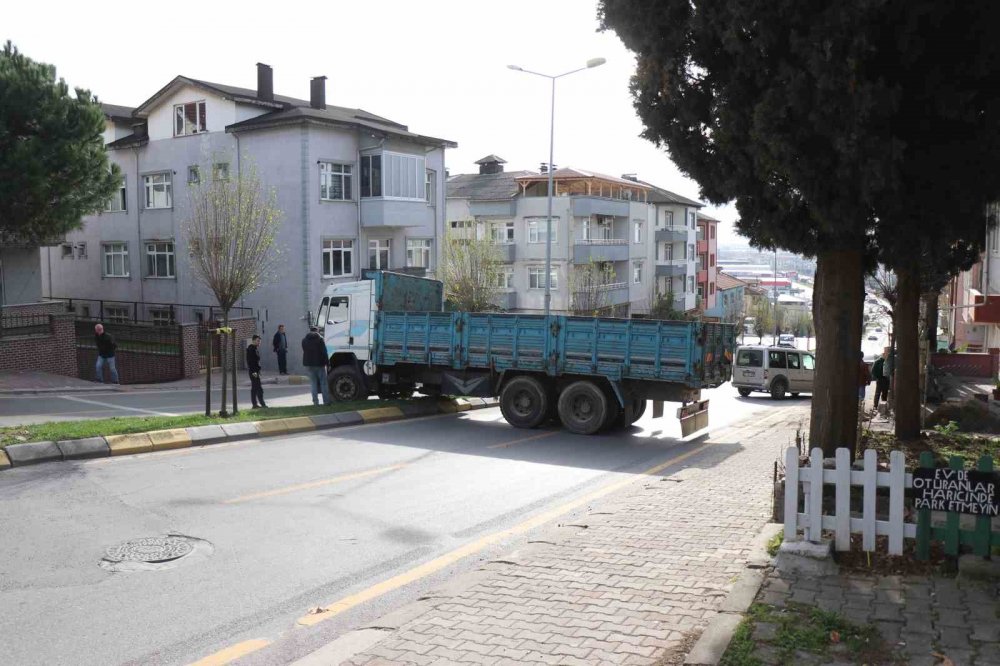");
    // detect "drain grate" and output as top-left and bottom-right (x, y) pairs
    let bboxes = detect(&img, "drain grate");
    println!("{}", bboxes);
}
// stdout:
(105, 536), (194, 563)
